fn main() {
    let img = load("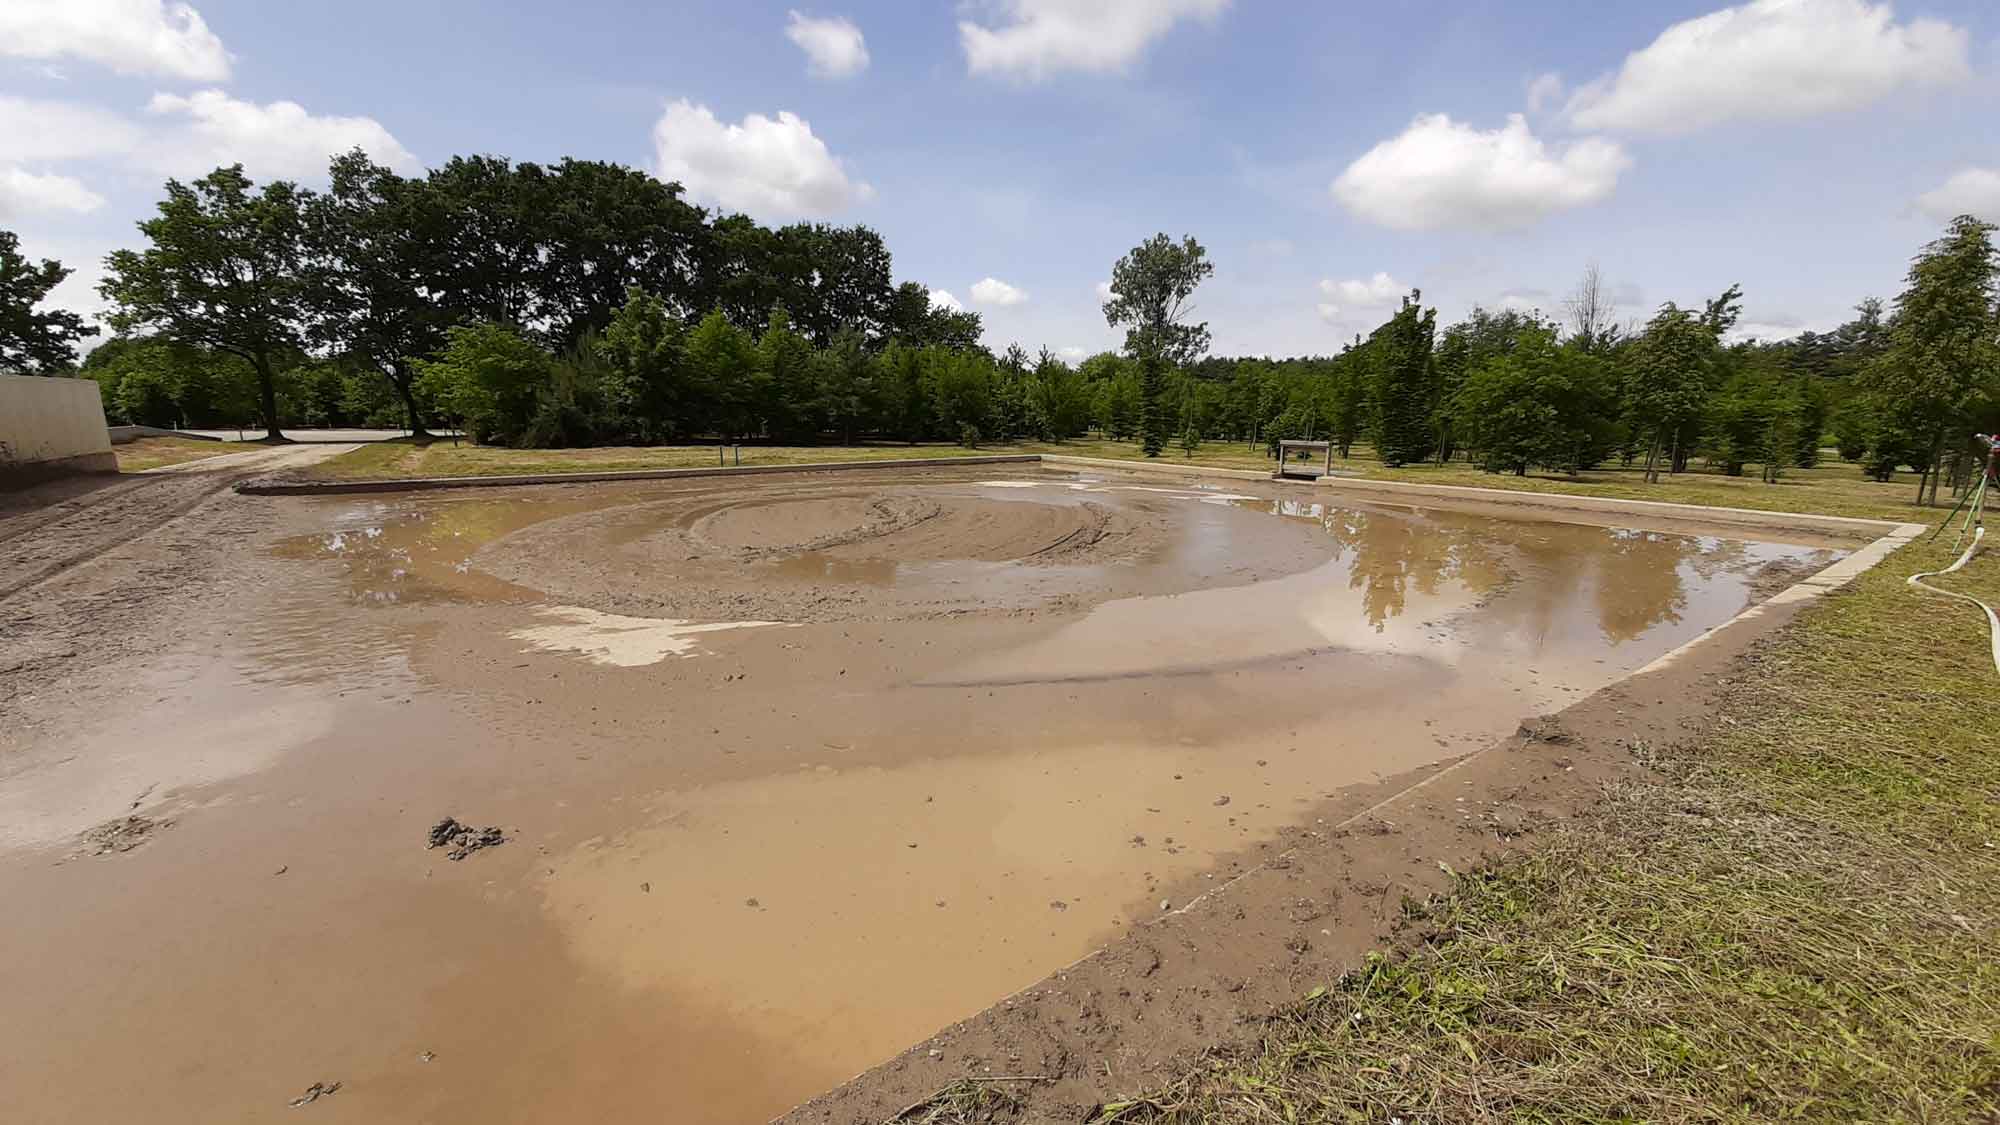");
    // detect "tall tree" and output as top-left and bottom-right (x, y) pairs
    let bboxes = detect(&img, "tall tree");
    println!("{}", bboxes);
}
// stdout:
(1563, 261), (1622, 353)
(306, 150), (447, 435)
(101, 166), (312, 440)
(1622, 304), (1717, 483)
(1863, 215), (1998, 505)
(0, 231), (99, 373)
(1369, 290), (1438, 467)
(1104, 233), (1214, 457)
